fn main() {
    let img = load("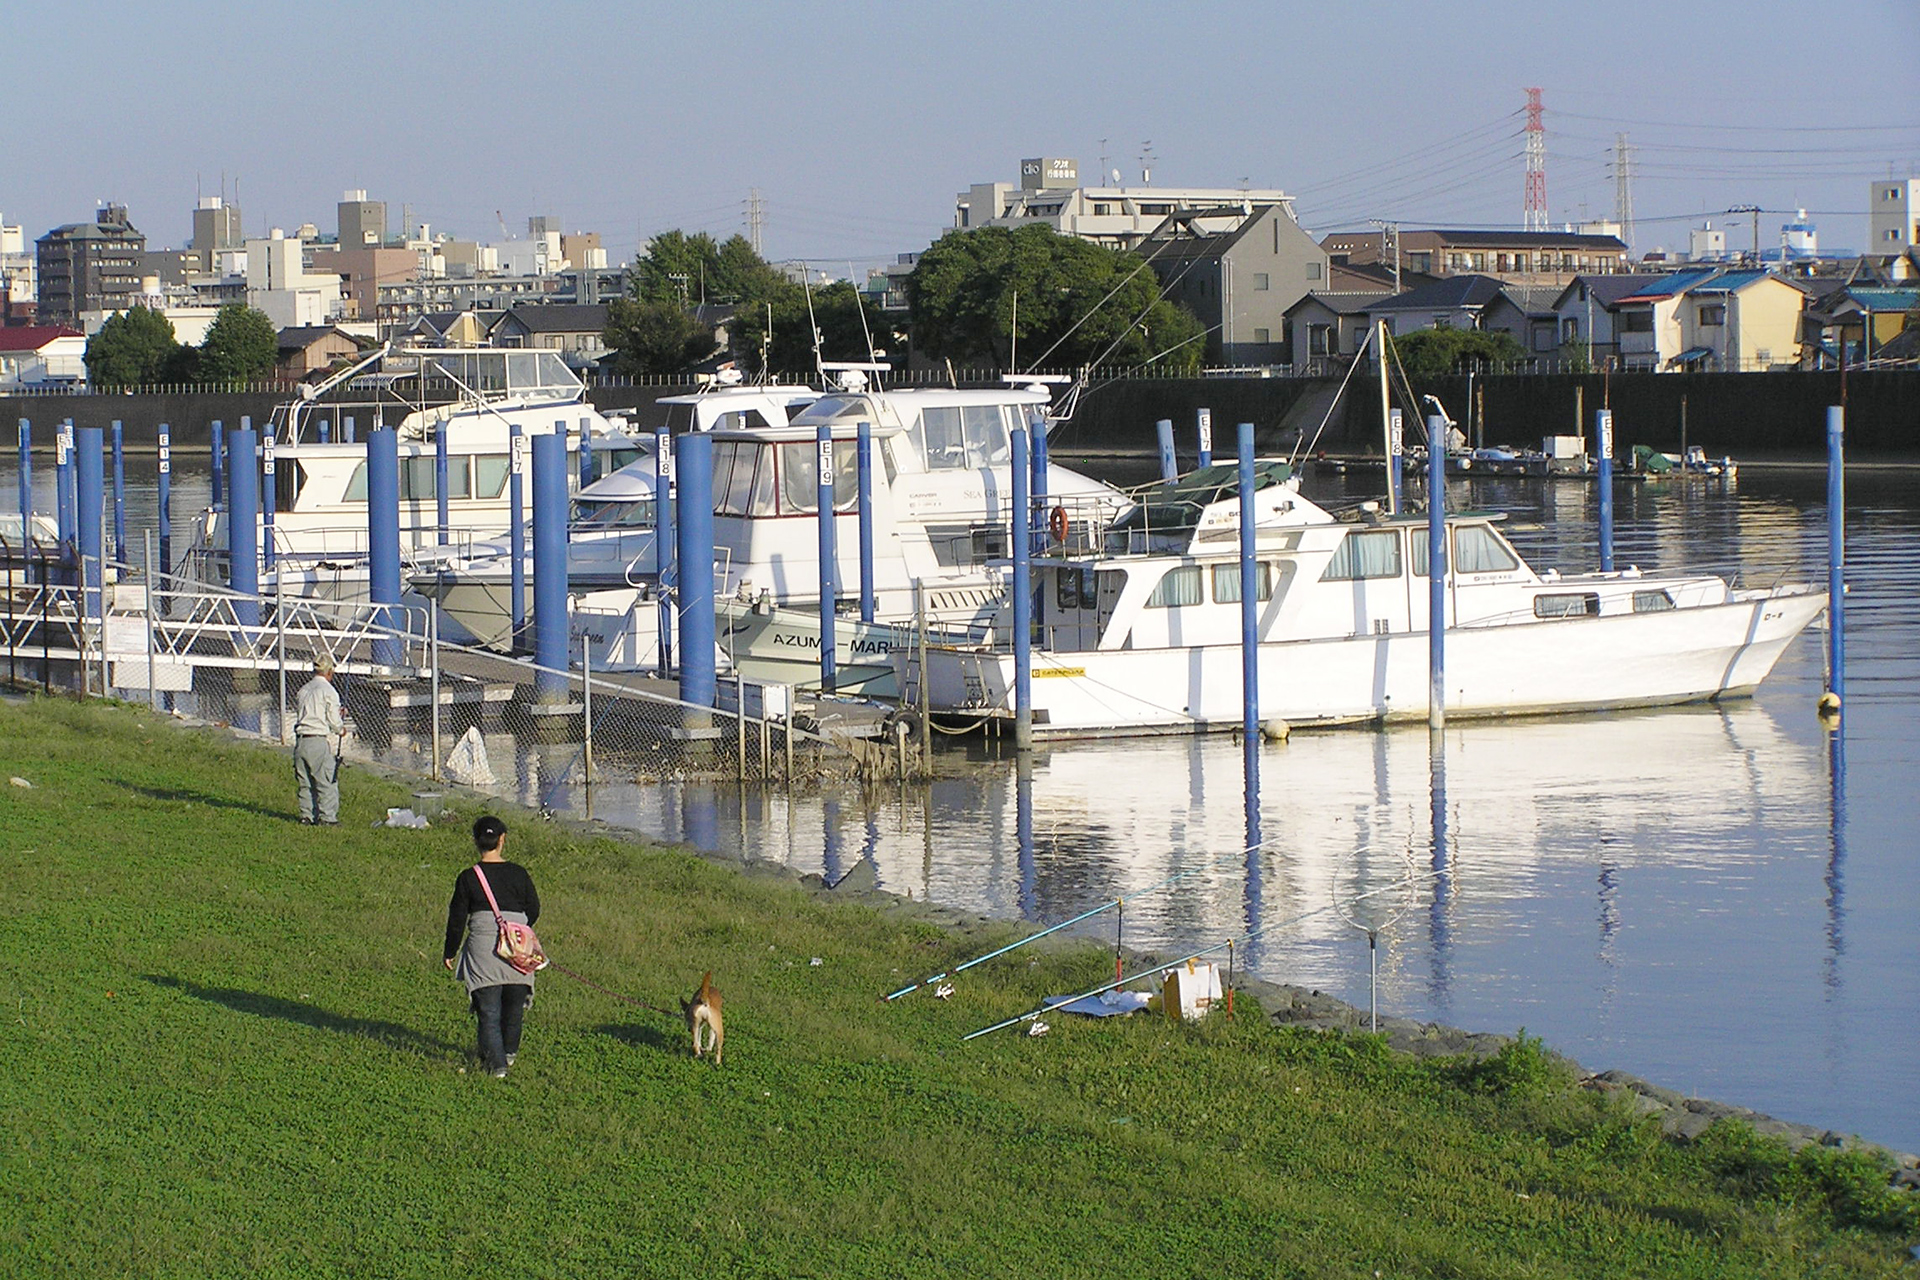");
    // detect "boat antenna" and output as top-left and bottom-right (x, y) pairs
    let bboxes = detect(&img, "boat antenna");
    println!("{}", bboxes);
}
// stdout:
(1009, 288), (1018, 374)
(761, 300), (774, 384)
(849, 259), (881, 387)
(802, 269), (826, 386)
